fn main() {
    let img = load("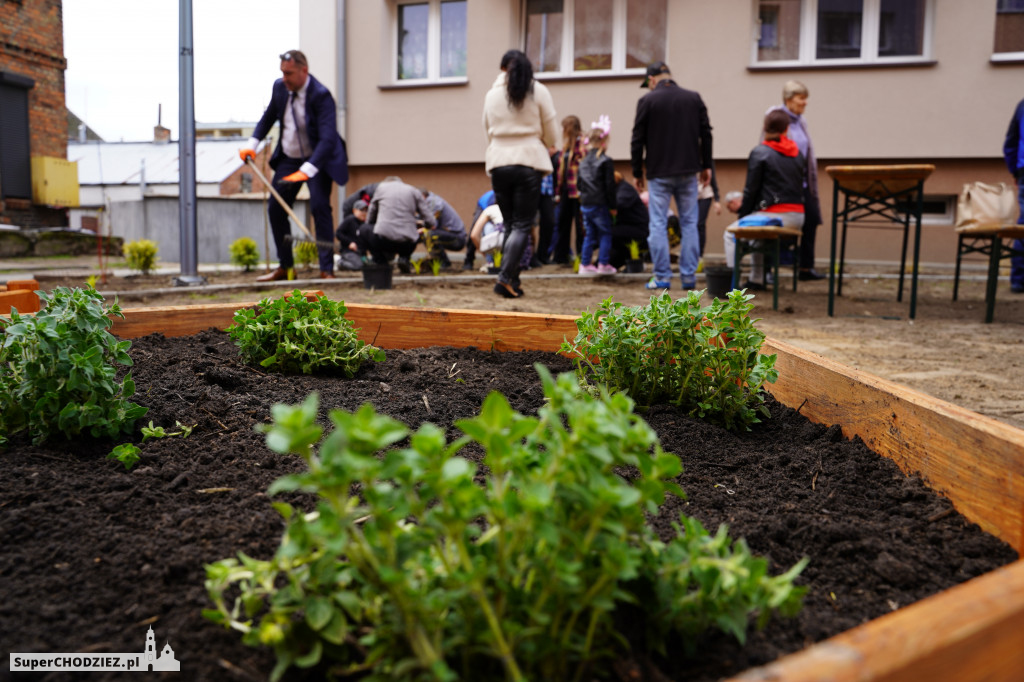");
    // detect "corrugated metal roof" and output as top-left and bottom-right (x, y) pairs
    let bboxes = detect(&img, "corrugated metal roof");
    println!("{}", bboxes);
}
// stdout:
(68, 138), (264, 186)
